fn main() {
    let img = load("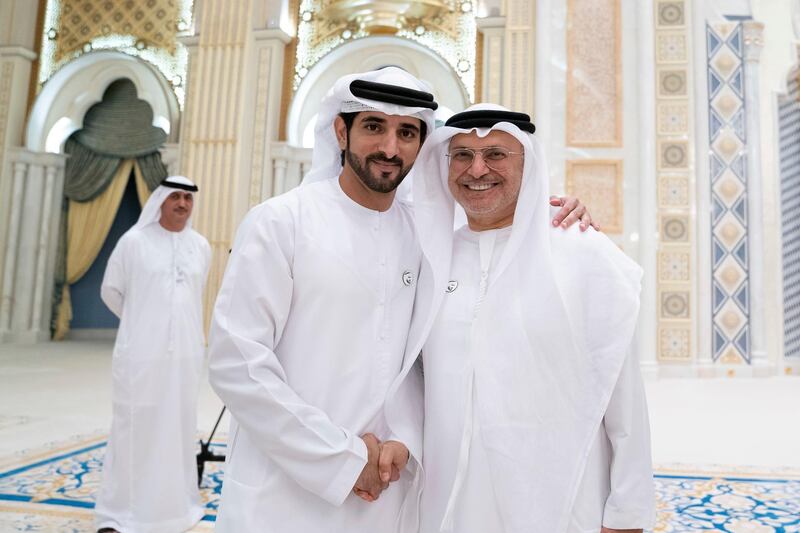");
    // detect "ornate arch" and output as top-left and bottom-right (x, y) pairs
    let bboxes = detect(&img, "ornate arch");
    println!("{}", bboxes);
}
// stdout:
(26, 51), (179, 153)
